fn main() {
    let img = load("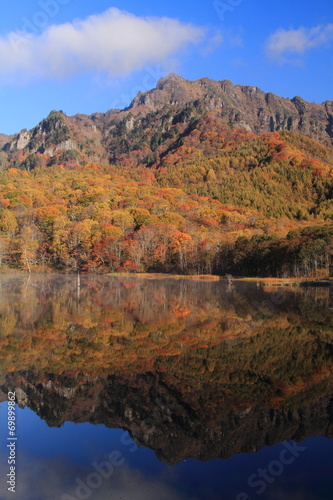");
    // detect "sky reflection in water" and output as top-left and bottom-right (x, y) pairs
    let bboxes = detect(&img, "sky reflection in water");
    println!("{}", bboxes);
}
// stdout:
(0, 275), (333, 499)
